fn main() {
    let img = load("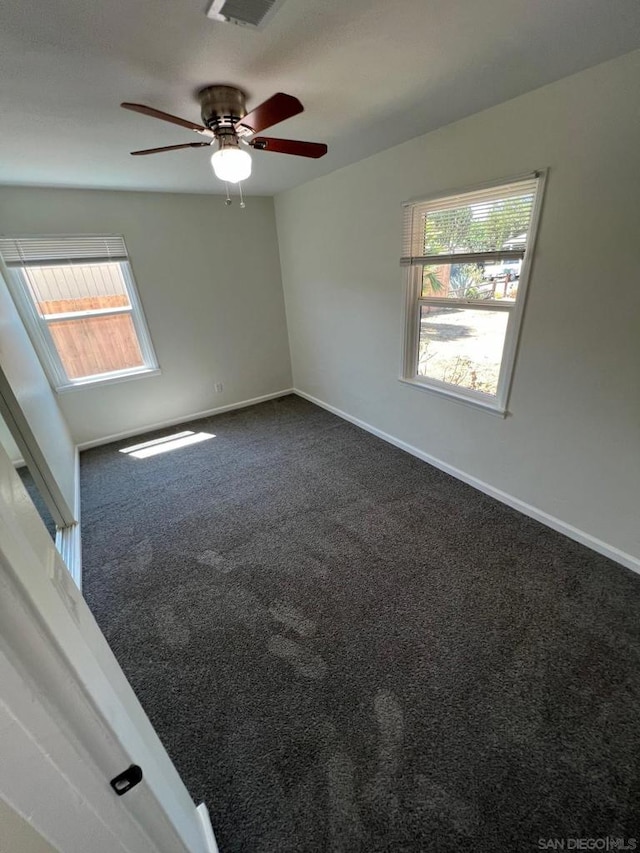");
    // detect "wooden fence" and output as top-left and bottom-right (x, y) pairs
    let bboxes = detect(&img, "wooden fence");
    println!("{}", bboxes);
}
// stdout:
(38, 295), (144, 380)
